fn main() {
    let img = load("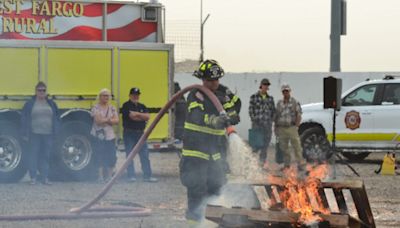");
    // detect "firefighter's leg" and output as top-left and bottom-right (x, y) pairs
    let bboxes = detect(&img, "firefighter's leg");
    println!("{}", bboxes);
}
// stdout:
(207, 159), (227, 196)
(179, 157), (208, 221)
(219, 138), (230, 173)
(278, 127), (291, 167)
